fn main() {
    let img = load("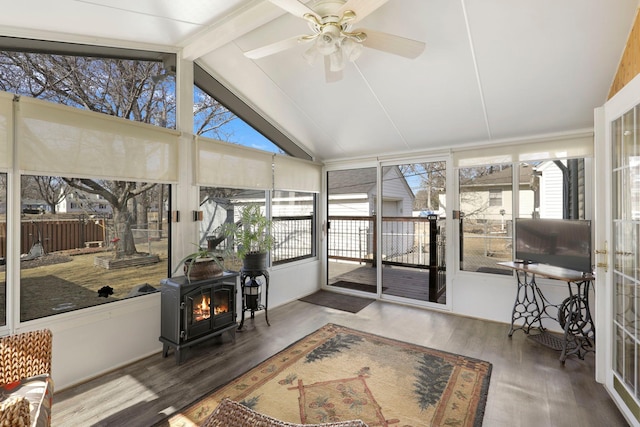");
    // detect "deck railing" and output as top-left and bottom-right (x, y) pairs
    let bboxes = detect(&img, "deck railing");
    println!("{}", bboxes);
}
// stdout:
(271, 215), (315, 264)
(328, 215), (446, 301)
